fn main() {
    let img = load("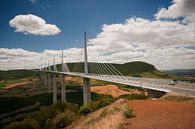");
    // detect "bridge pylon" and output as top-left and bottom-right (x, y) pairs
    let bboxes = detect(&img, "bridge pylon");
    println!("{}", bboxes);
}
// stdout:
(53, 58), (57, 104)
(83, 32), (91, 103)
(61, 50), (66, 102)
